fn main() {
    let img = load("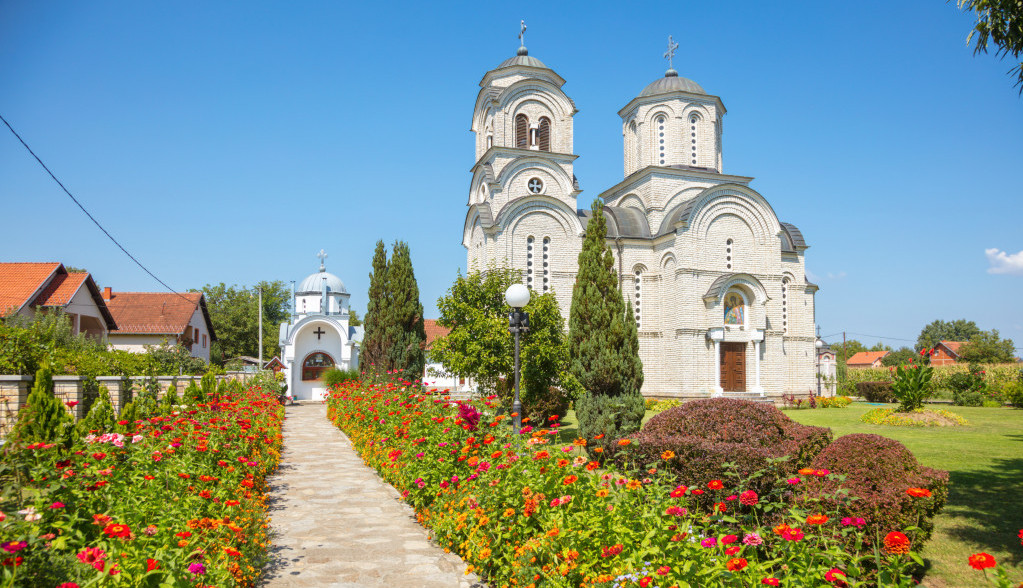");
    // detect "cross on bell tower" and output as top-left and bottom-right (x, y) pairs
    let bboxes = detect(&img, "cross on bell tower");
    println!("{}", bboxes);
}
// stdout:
(663, 35), (679, 72)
